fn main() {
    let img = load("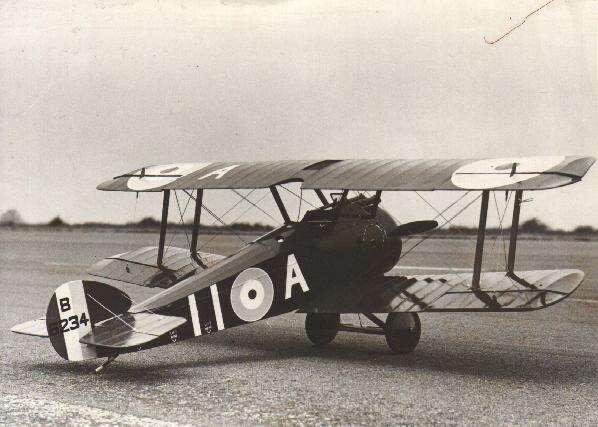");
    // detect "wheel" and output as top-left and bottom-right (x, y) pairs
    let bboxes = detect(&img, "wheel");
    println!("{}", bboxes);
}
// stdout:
(305, 313), (340, 346)
(385, 313), (421, 354)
